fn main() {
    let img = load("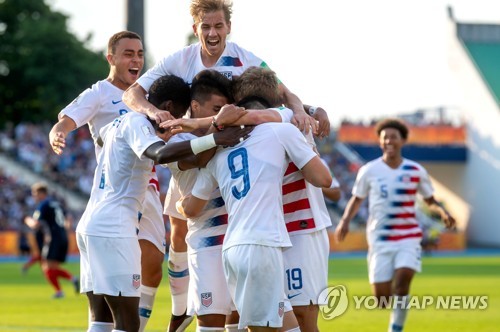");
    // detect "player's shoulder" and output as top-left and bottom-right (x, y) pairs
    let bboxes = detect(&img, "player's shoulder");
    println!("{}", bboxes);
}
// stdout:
(167, 43), (200, 60)
(401, 158), (426, 172)
(359, 157), (383, 173)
